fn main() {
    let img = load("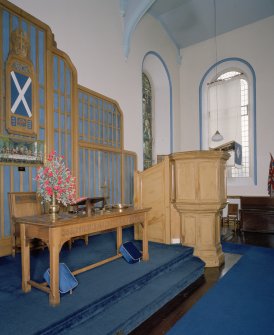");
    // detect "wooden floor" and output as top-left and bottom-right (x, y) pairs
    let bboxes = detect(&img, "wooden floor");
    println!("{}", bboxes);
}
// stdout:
(130, 227), (274, 335)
